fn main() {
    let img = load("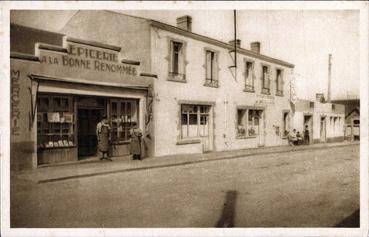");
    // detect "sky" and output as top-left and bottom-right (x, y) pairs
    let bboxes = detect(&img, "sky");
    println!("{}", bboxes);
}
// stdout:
(10, 9), (360, 100)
